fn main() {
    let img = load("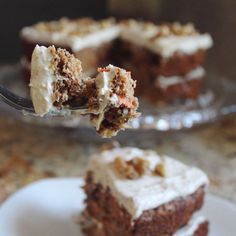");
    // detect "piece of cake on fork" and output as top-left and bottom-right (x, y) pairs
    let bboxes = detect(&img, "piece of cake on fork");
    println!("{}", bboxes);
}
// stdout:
(81, 147), (209, 236)
(30, 45), (139, 137)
